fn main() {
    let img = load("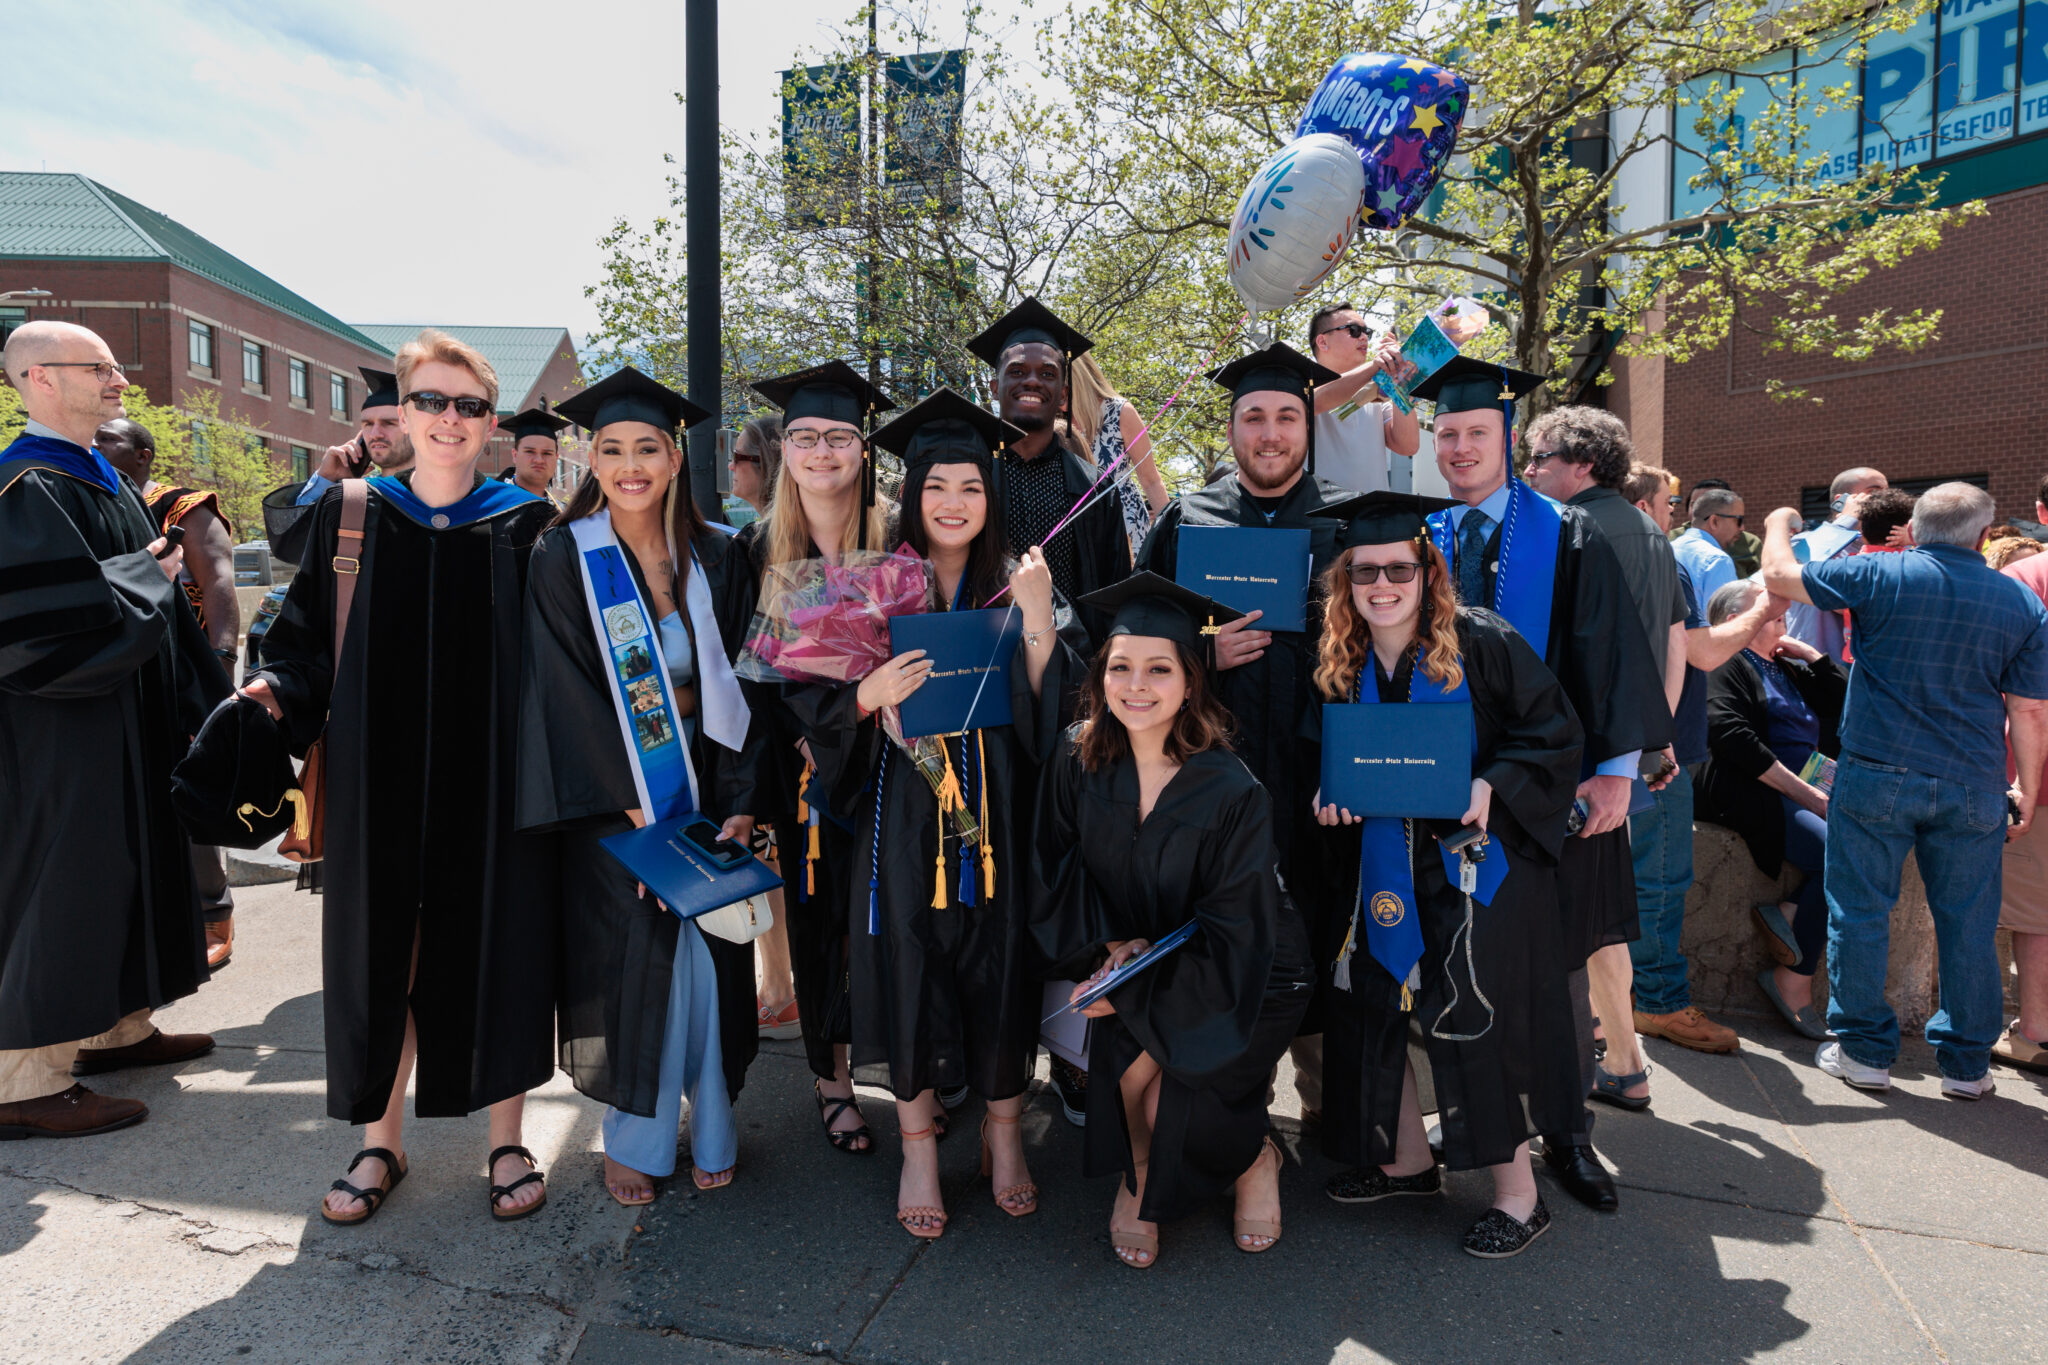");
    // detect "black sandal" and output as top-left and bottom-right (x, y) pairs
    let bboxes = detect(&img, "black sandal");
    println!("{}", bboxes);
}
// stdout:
(815, 1080), (874, 1155)
(320, 1147), (406, 1227)
(488, 1144), (547, 1222)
